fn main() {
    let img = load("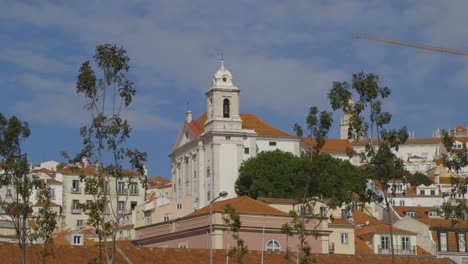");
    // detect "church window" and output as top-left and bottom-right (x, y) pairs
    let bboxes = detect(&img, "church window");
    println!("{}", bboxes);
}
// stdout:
(223, 99), (230, 118)
(266, 240), (281, 251)
(207, 167), (210, 178)
(244, 148), (250, 154)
